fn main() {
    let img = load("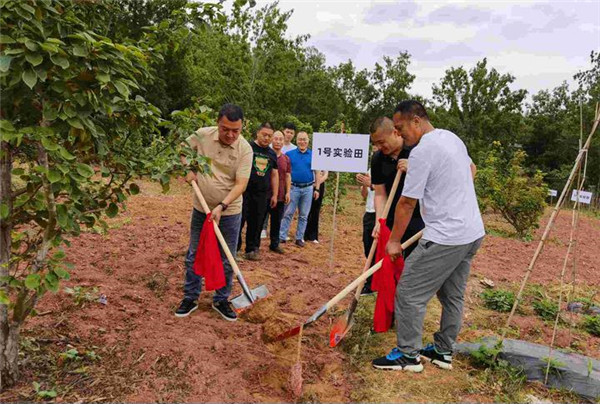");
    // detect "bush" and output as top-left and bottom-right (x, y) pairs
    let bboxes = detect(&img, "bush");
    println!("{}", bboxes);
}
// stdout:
(582, 315), (600, 336)
(533, 298), (560, 322)
(481, 289), (515, 312)
(476, 142), (548, 238)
